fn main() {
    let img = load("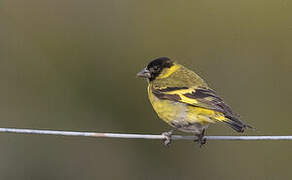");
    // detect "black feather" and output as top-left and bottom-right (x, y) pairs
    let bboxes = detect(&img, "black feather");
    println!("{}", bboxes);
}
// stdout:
(183, 87), (252, 132)
(146, 57), (174, 81)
